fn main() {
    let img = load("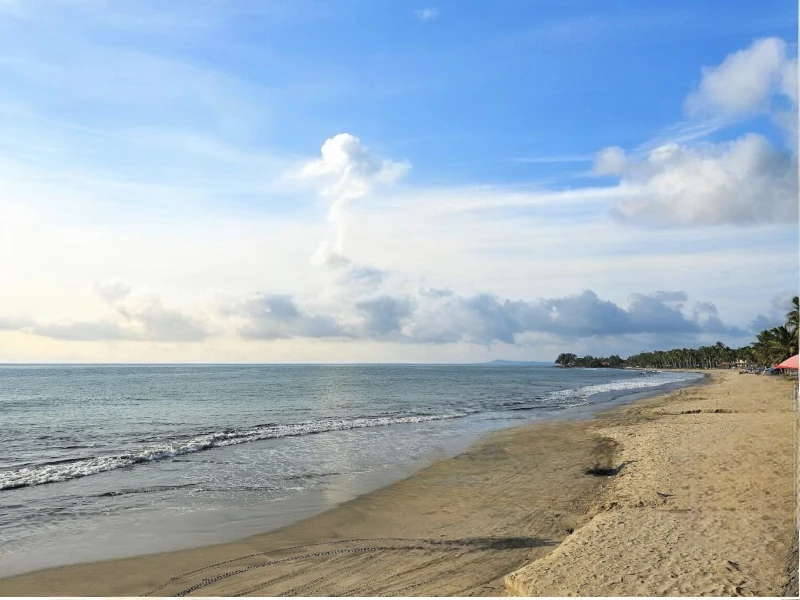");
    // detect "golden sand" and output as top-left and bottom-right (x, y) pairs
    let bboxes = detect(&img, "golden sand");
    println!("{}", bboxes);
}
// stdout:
(506, 371), (798, 597)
